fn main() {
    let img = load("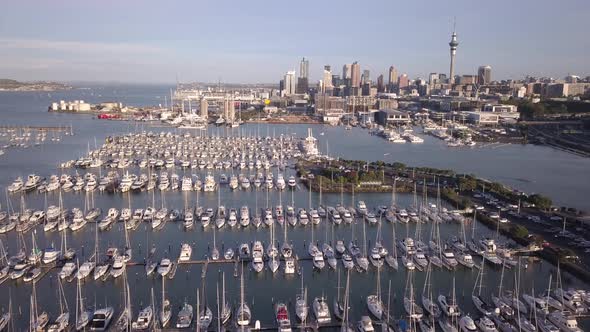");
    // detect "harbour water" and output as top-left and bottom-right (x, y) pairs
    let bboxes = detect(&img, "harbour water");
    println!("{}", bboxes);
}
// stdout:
(0, 85), (589, 331)
(1, 84), (589, 210)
